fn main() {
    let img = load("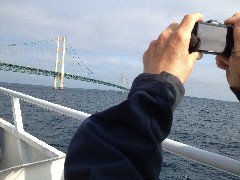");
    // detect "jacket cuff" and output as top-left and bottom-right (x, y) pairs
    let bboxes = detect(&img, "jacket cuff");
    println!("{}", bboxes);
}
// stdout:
(128, 71), (185, 110)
